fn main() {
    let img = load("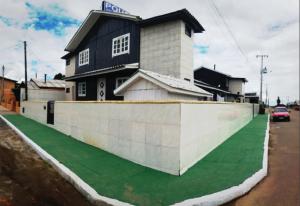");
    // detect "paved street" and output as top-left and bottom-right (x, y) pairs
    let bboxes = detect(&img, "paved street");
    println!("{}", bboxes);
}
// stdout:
(226, 110), (300, 206)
